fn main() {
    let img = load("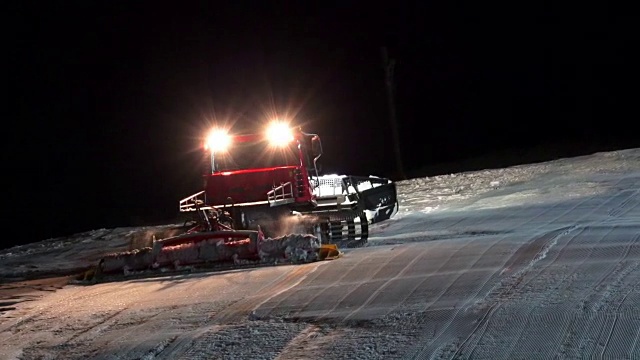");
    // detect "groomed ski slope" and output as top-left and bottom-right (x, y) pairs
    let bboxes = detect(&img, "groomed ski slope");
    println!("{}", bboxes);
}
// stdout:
(1, 148), (639, 359)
